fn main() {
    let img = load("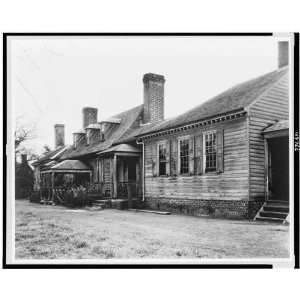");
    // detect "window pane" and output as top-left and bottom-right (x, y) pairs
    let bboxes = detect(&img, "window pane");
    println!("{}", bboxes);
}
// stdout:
(159, 144), (167, 176)
(205, 132), (217, 172)
(180, 139), (189, 174)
